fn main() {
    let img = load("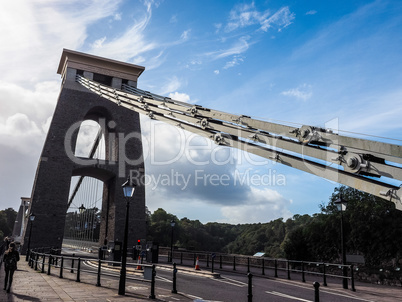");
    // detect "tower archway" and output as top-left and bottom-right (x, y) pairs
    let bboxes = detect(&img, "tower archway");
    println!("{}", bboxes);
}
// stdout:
(21, 49), (146, 252)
